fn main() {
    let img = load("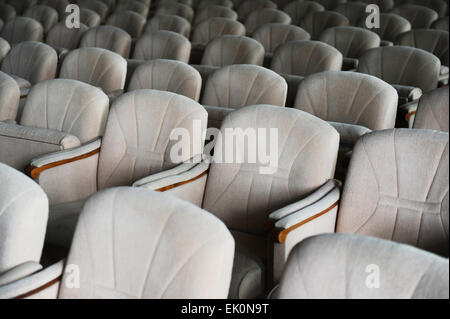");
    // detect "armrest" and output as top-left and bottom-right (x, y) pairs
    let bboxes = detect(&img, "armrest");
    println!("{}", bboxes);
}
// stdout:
(328, 121), (372, 148)
(342, 57), (359, 71)
(0, 262), (43, 287)
(27, 138), (101, 179)
(0, 260), (64, 299)
(20, 87), (30, 100)
(380, 40), (393, 47)
(203, 105), (236, 129)
(392, 84), (423, 104)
